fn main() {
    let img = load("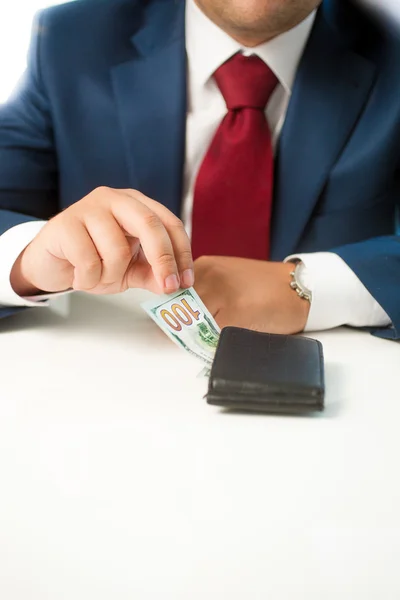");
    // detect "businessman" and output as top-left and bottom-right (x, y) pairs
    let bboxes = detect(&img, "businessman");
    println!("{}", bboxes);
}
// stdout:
(0, 0), (399, 339)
